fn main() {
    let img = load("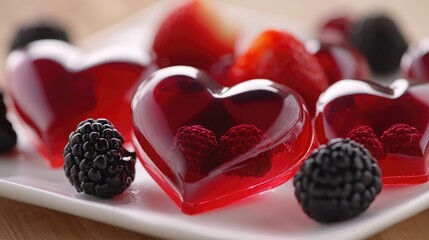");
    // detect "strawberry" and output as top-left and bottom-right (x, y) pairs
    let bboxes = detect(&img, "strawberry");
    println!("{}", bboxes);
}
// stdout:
(228, 30), (329, 115)
(152, 0), (236, 76)
(347, 125), (385, 159)
(215, 124), (273, 178)
(380, 123), (423, 157)
(167, 125), (217, 182)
